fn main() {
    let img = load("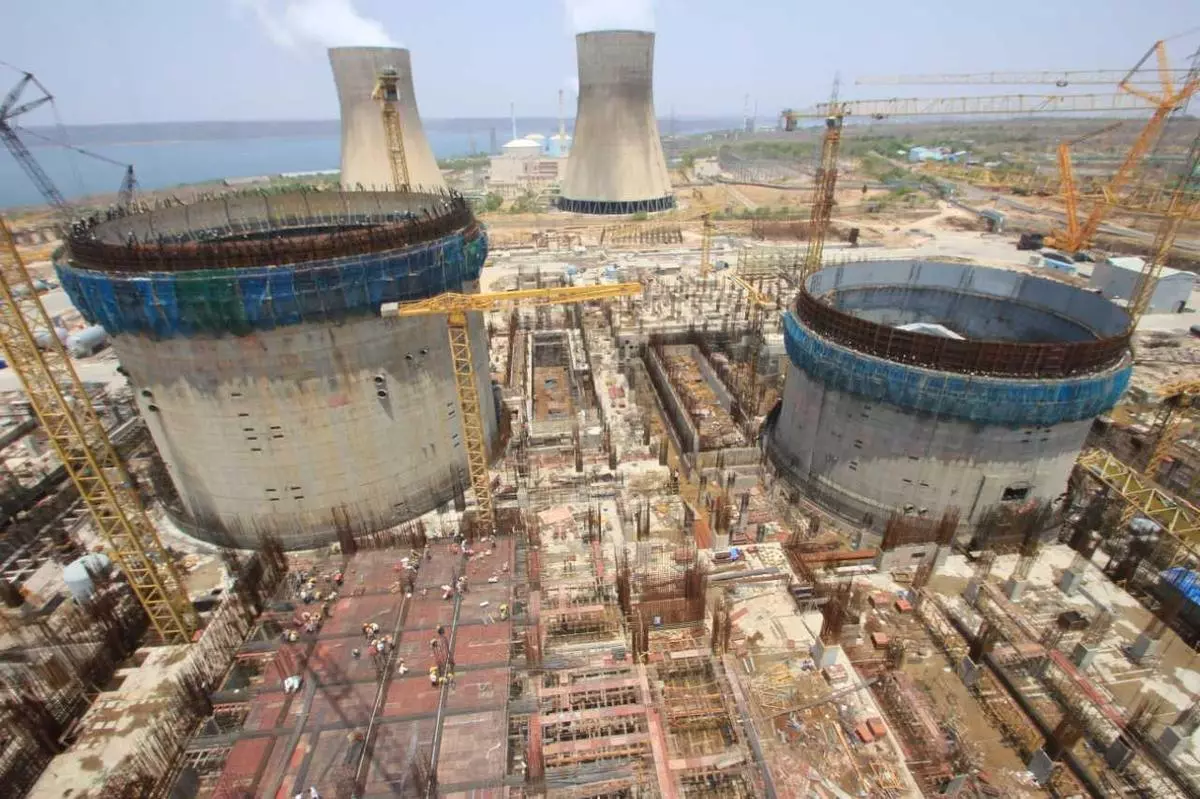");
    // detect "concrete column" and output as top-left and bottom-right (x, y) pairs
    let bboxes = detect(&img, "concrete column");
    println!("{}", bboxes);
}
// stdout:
(1059, 568), (1084, 596)
(1105, 737), (1135, 769)
(1070, 642), (1098, 671)
(957, 656), (981, 687)
(1129, 632), (1159, 661)
(1003, 577), (1027, 601)
(811, 639), (841, 669)
(1026, 749), (1054, 785)
(1158, 725), (1190, 757)
(963, 579), (982, 606)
